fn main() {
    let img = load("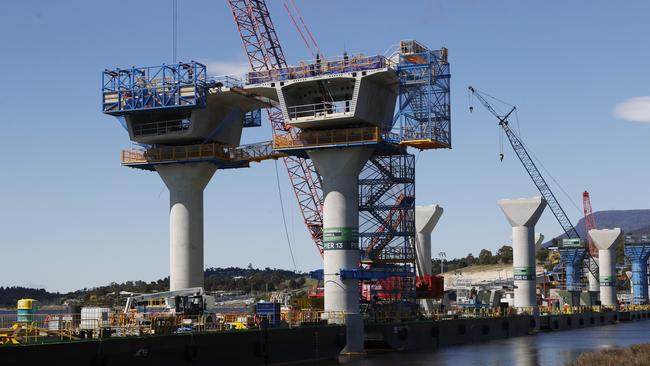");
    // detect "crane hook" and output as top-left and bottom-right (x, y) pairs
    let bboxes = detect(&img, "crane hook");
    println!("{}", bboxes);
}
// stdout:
(499, 153), (504, 162)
